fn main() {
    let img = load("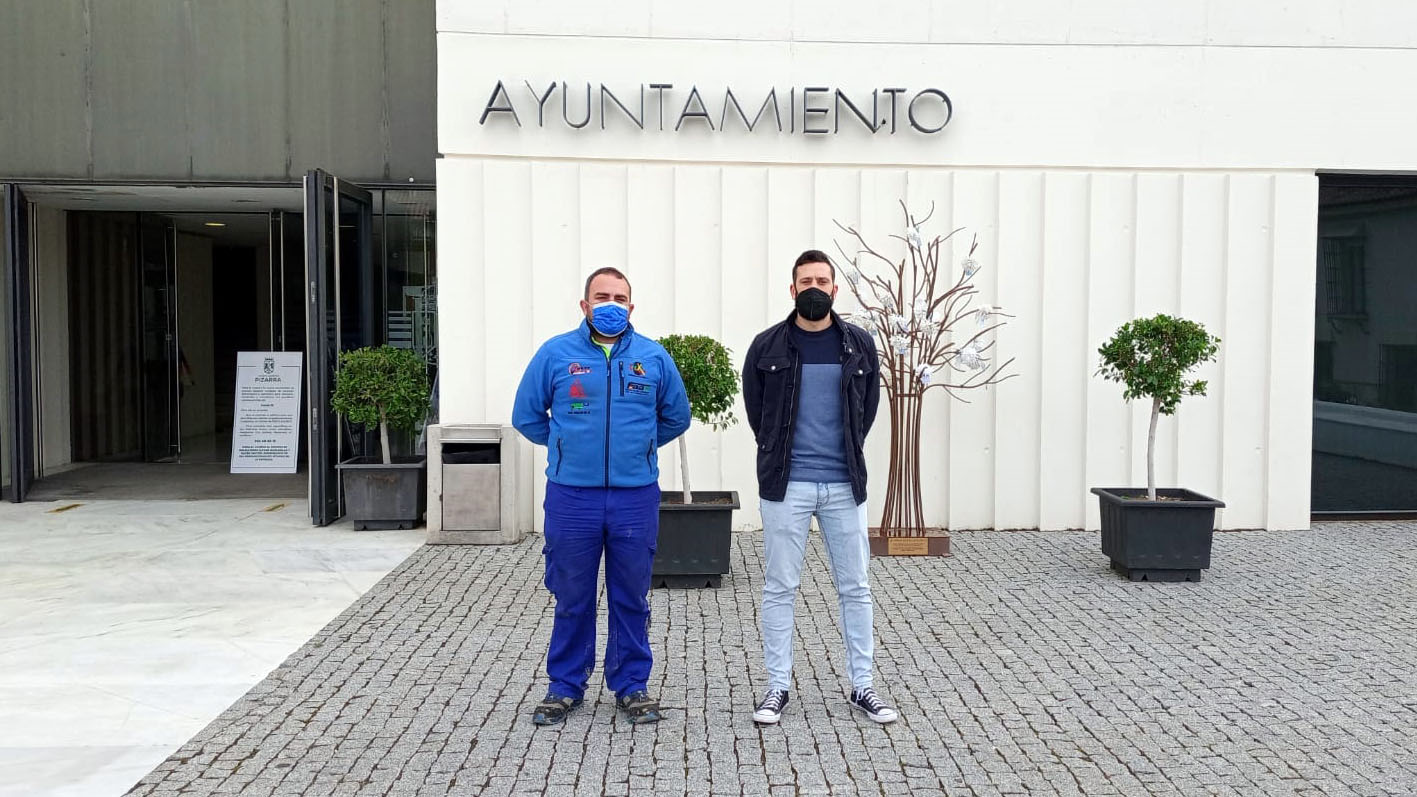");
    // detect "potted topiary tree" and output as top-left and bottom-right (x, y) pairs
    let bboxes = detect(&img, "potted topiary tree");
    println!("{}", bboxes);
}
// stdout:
(331, 345), (432, 530)
(654, 333), (741, 588)
(1091, 314), (1224, 581)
